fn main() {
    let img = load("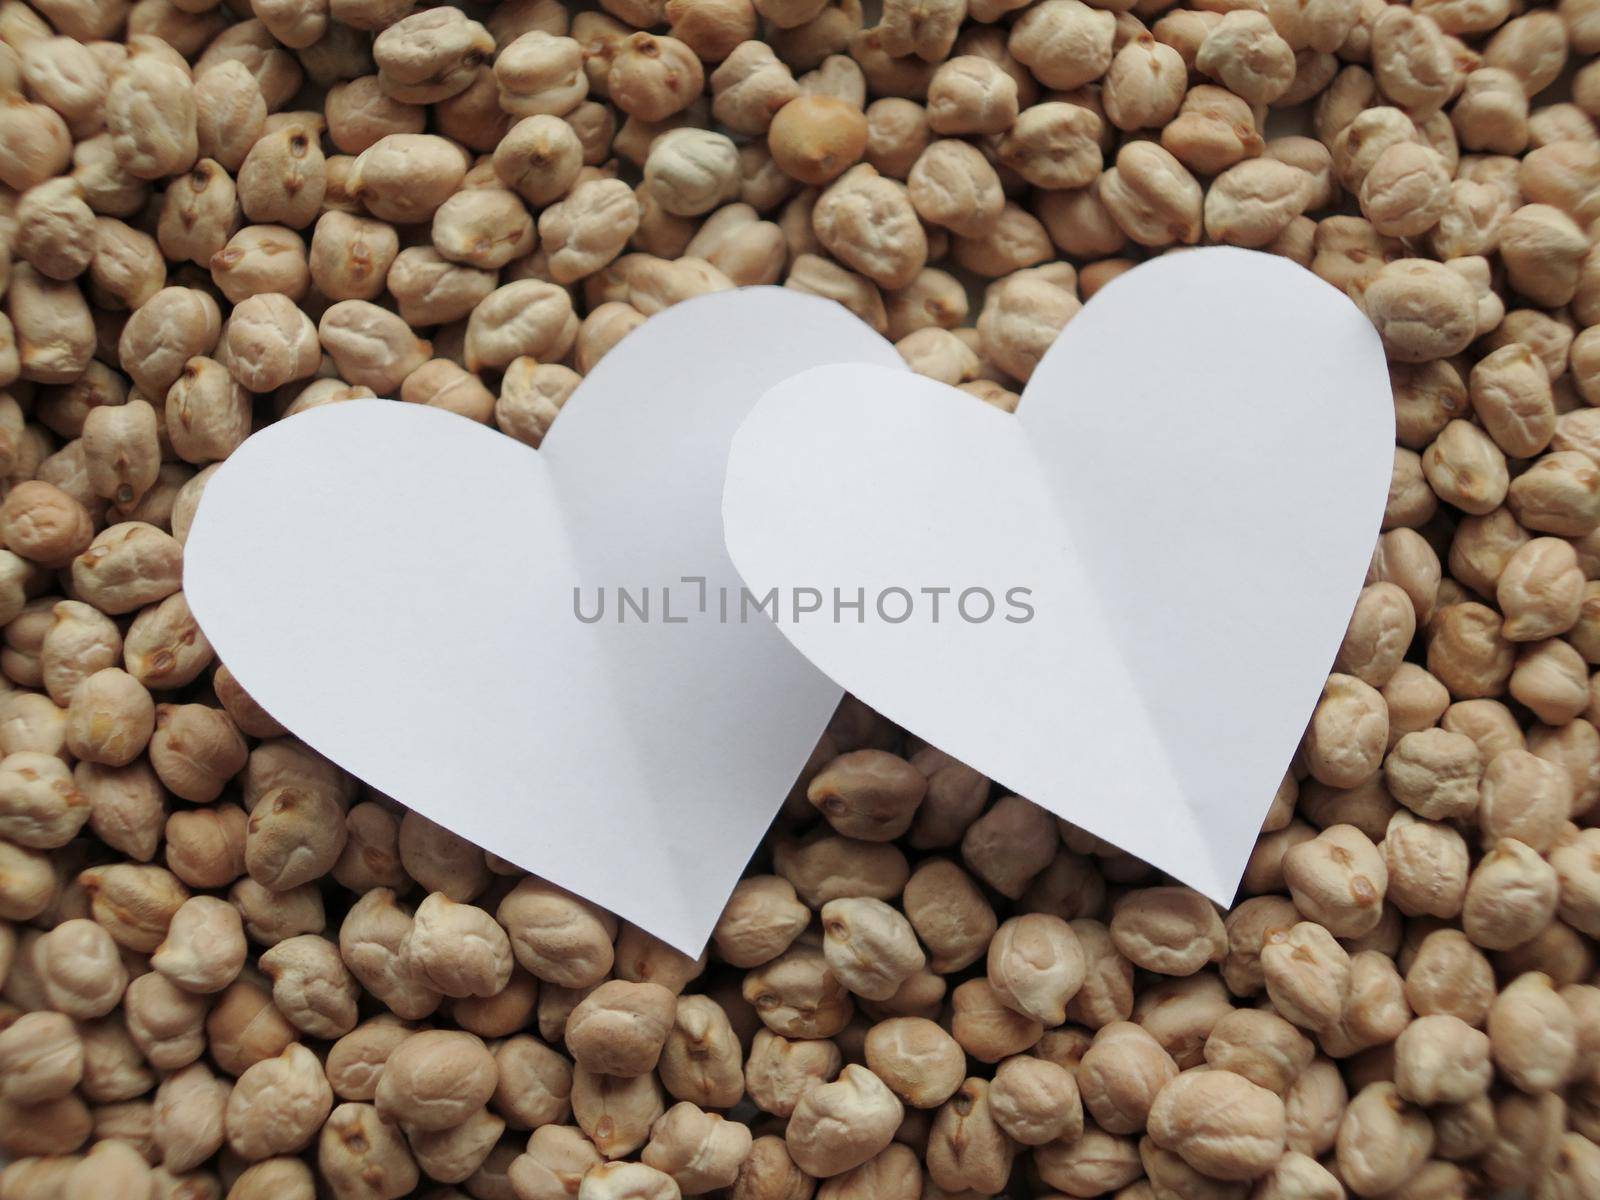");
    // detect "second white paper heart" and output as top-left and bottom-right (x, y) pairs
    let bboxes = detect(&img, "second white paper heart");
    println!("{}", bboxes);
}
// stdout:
(723, 249), (1395, 902)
